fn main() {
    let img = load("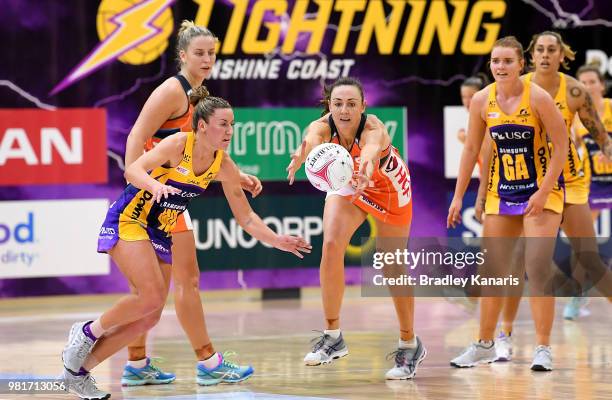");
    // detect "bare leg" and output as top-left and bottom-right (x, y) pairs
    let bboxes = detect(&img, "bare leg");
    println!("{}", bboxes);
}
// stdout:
(320, 196), (366, 329)
(375, 220), (414, 340)
(171, 231), (215, 360)
(479, 215), (522, 341)
(523, 210), (562, 346)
